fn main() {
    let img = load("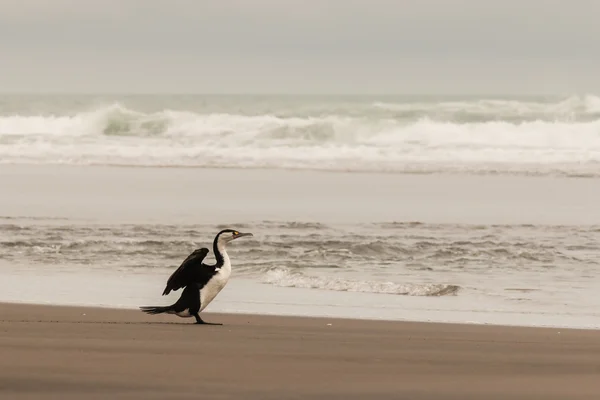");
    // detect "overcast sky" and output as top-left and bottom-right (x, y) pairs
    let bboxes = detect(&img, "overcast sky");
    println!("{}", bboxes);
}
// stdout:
(1, 0), (599, 94)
